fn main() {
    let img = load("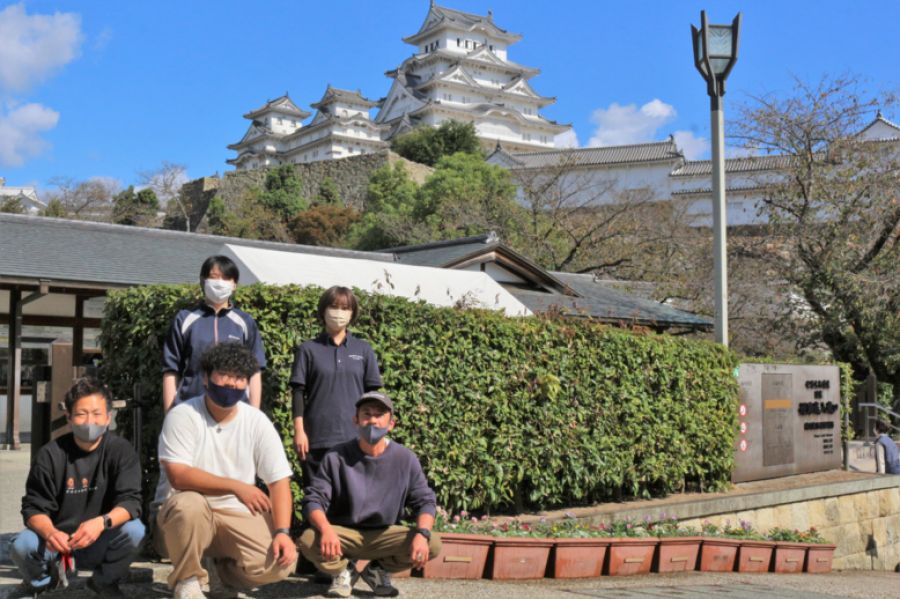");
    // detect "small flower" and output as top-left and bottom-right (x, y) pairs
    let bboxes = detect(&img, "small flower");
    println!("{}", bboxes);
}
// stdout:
(470, 517), (478, 524)
(460, 510), (469, 518)
(452, 515), (461, 523)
